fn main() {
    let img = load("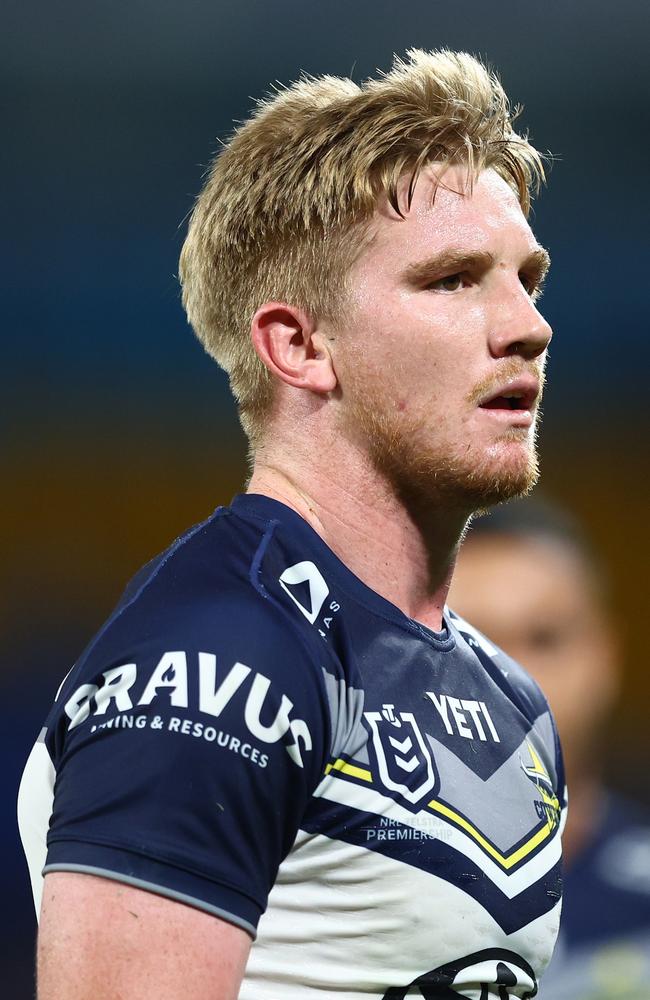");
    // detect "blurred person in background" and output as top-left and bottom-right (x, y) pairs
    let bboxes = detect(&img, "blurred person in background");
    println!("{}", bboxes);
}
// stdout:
(19, 50), (566, 999)
(449, 499), (650, 999)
